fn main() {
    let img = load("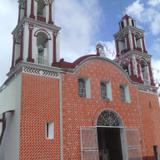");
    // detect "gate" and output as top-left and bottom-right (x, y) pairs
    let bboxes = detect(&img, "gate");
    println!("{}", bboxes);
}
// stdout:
(125, 128), (142, 160)
(80, 127), (142, 160)
(80, 127), (99, 160)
